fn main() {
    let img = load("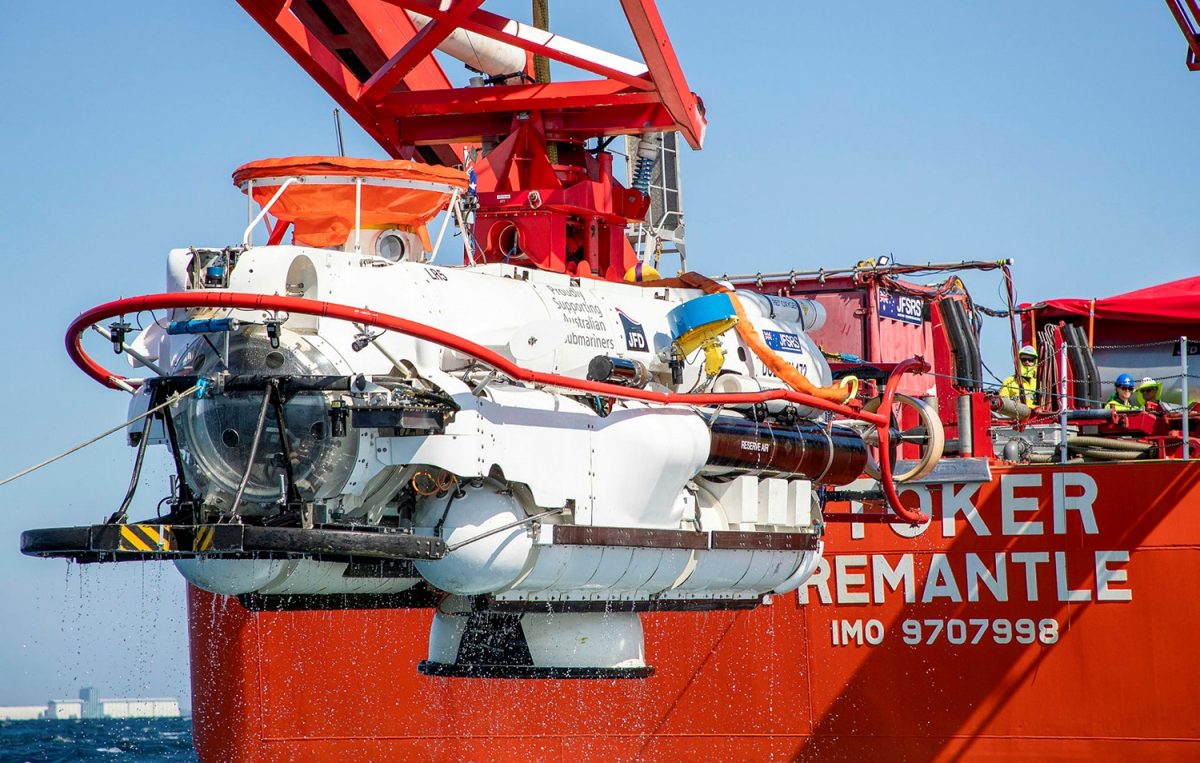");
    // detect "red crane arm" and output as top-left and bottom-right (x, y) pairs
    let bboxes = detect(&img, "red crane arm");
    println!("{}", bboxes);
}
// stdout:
(237, 0), (465, 164)
(1165, 0), (1200, 70)
(358, 0), (487, 104)
(618, 0), (705, 148)
(235, 0), (706, 161)
(235, 1), (706, 282)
